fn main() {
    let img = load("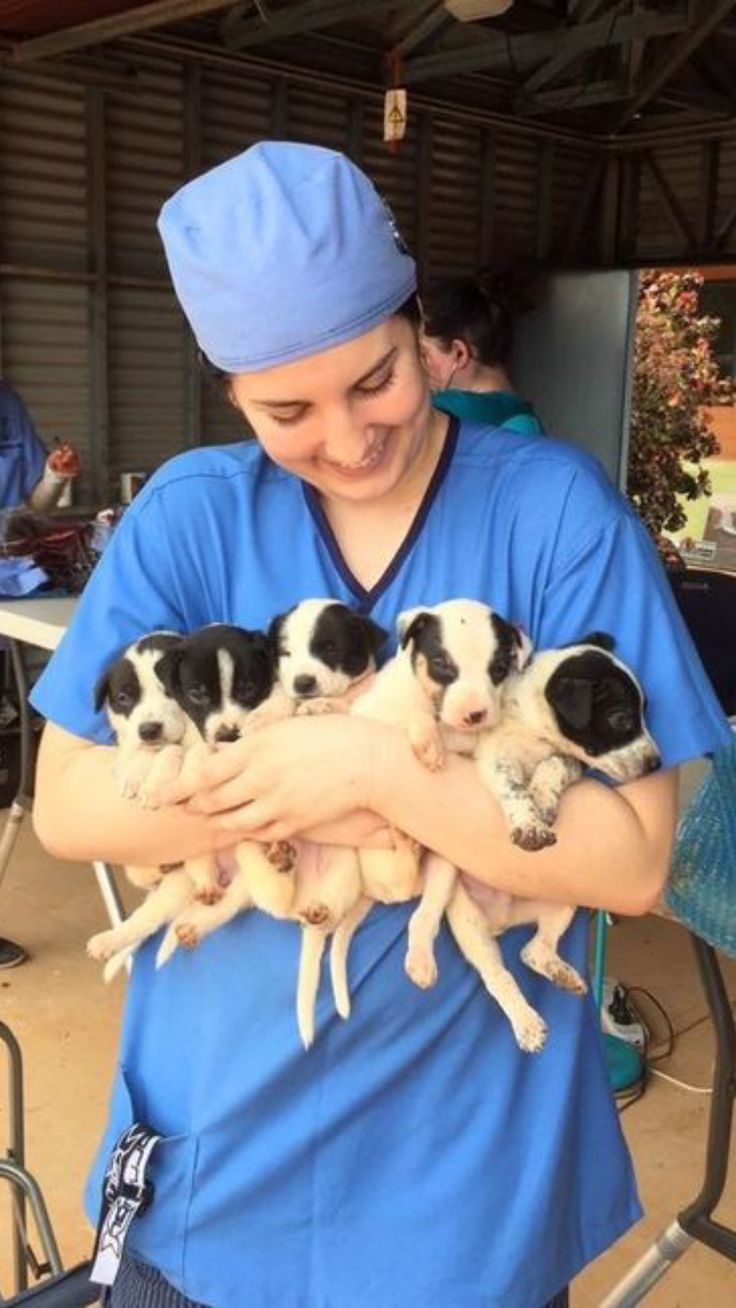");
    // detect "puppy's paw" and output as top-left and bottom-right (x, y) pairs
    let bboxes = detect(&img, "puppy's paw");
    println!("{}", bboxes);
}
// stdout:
(87, 930), (119, 963)
(265, 840), (298, 872)
(295, 698), (336, 717)
(510, 822), (557, 852)
(411, 728), (444, 772)
(527, 792), (559, 827)
(299, 902), (331, 927)
(512, 1009), (548, 1054)
(521, 943), (587, 995)
(405, 946), (438, 990)
(193, 884), (225, 906)
(175, 921), (201, 949)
